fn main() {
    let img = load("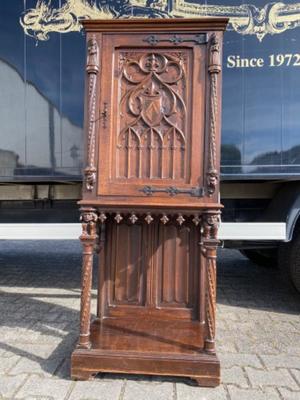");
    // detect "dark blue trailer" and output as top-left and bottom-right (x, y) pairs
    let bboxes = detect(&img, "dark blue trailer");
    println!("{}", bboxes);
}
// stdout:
(1, 1), (300, 291)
